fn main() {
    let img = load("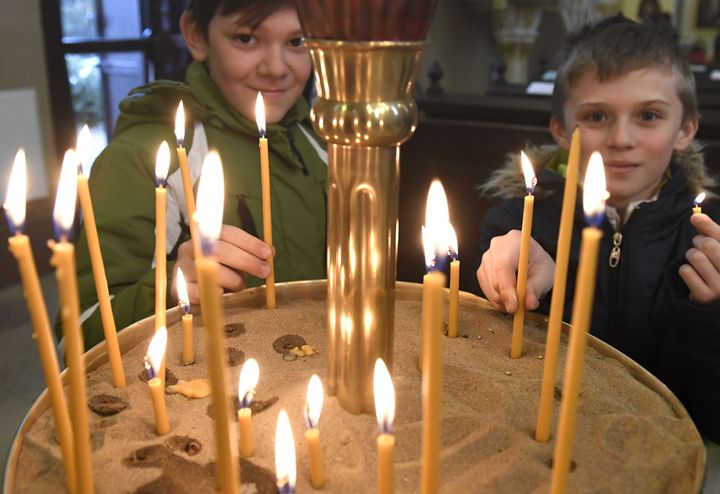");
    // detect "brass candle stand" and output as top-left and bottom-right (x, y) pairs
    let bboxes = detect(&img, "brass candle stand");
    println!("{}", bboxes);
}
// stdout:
(307, 40), (425, 413)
